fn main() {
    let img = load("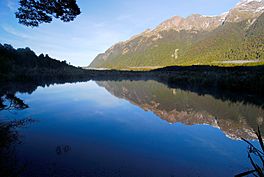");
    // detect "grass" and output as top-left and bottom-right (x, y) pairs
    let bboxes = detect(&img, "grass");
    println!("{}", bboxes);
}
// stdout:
(236, 127), (264, 177)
